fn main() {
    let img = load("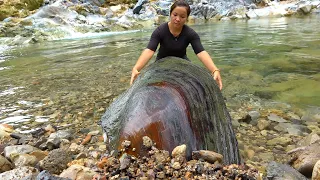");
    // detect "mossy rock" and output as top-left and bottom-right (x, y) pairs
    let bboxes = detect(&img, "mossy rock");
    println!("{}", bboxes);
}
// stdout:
(21, 0), (44, 11)
(0, 7), (18, 21)
(104, 0), (138, 6)
(0, 0), (42, 20)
